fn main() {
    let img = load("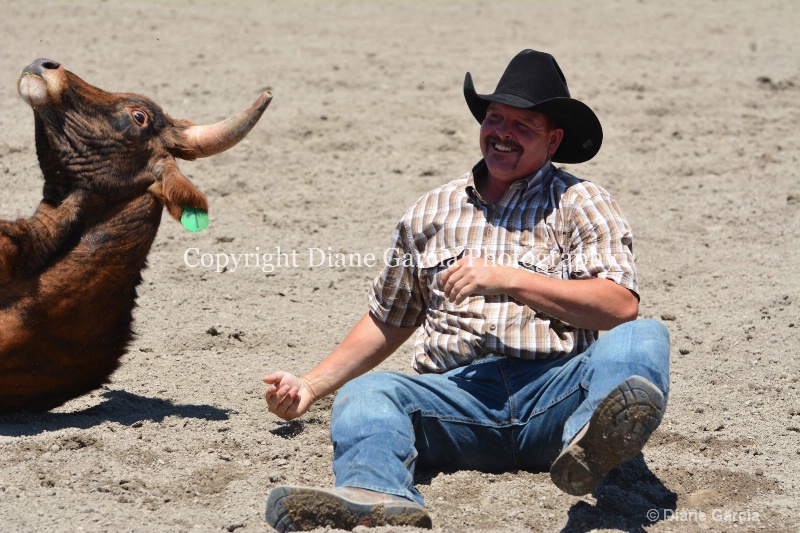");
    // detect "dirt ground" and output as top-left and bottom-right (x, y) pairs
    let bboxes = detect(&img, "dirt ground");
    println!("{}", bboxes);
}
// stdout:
(0, 0), (798, 531)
